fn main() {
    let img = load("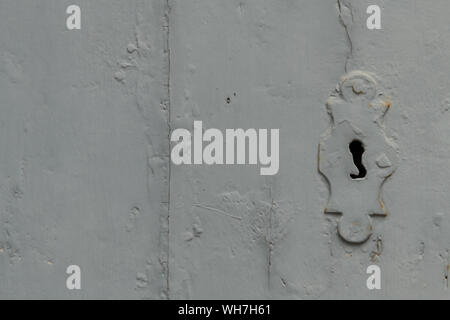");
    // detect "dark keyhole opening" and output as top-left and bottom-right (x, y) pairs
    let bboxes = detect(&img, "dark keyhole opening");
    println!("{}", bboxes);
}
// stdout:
(349, 140), (367, 179)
